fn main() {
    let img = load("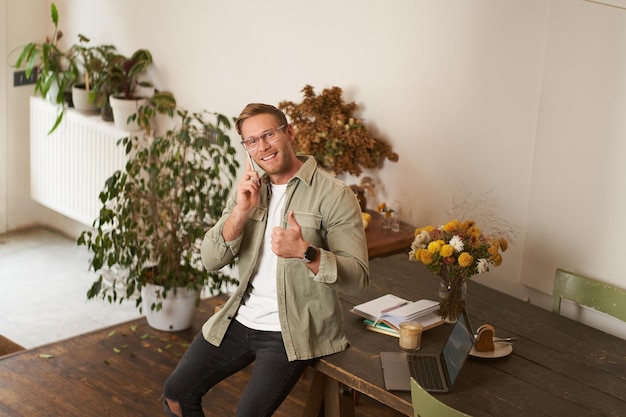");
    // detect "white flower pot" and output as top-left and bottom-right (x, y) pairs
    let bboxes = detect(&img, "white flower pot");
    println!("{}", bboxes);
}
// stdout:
(142, 283), (198, 332)
(72, 85), (98, 112)
(109, 95), (149, 132)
